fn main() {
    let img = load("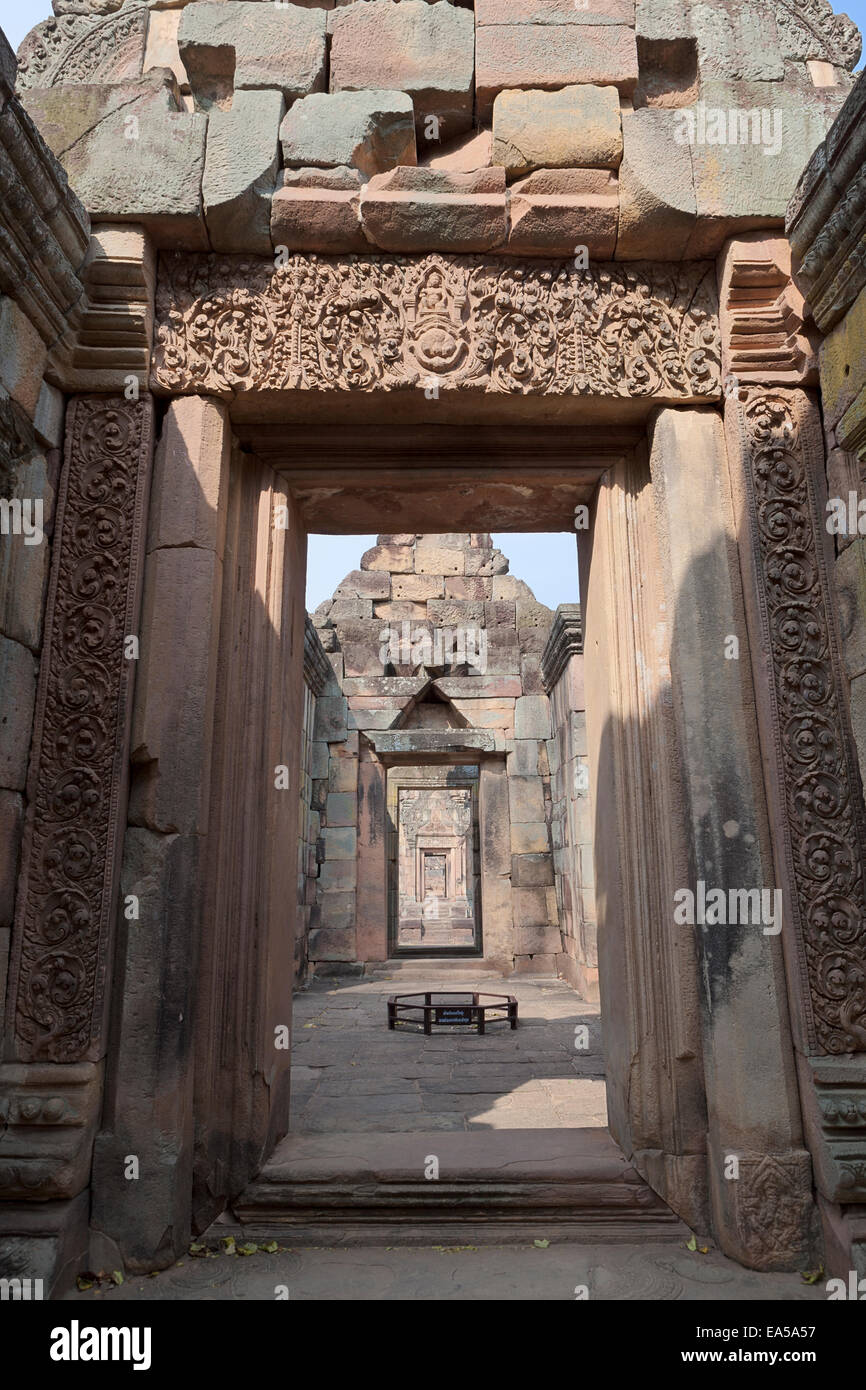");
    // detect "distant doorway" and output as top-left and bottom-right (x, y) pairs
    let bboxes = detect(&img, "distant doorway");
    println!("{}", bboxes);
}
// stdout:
(388, 765), (482, 955)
